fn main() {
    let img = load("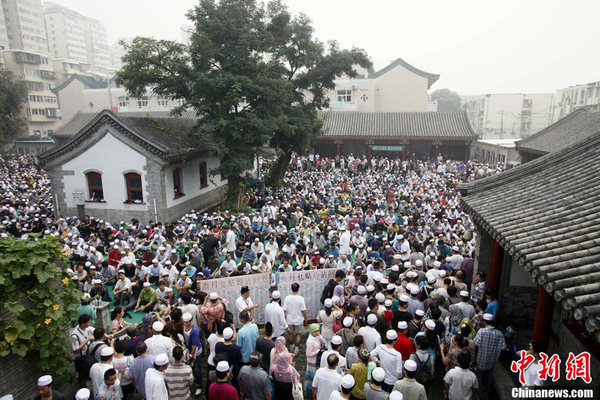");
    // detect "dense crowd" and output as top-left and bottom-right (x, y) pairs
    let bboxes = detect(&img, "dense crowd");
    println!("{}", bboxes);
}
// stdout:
(0, 154), (528, 400)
